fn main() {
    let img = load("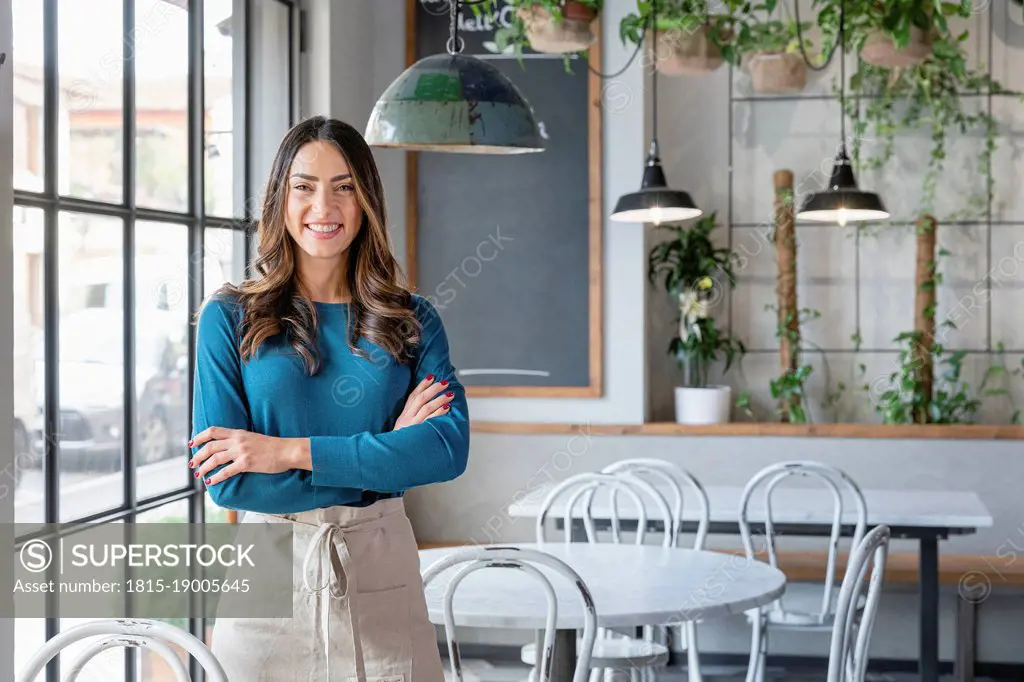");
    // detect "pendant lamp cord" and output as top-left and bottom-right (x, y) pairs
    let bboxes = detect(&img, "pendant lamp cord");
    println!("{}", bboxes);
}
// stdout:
(651, 0), (658, 144)
(838, 0), (846, 150)
(448, 0), (463, 55)
(793, 0), (843, 72)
